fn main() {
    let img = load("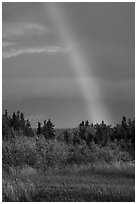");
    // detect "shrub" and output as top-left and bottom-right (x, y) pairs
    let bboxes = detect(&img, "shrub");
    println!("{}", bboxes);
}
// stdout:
(35, 139), (70, 170)
(2, 134), (133, 173)
(2, 136), (37, 169)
